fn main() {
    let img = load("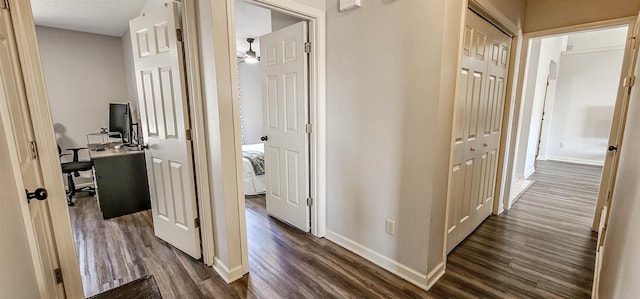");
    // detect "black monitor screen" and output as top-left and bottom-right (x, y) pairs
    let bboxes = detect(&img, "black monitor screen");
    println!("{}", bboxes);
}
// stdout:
(109, 103), (131, 142)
